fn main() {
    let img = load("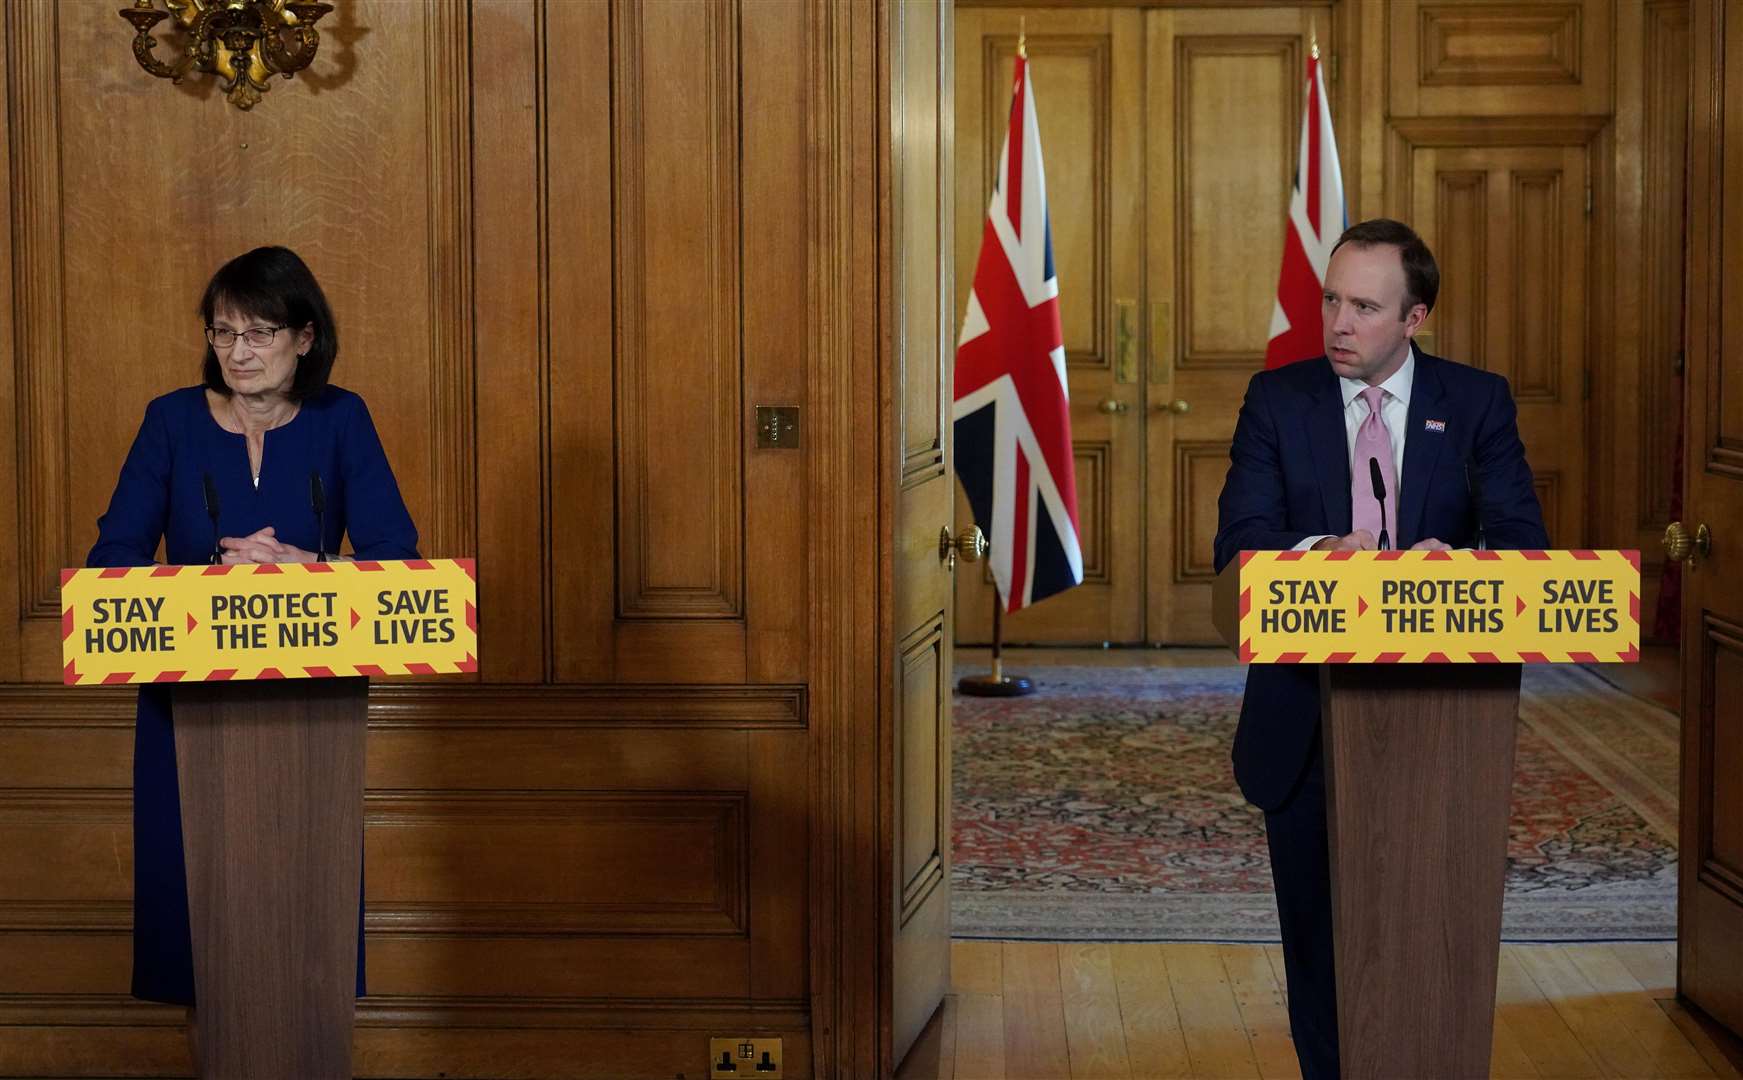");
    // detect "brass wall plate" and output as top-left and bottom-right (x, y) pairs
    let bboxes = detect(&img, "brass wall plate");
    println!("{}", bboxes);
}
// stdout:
(755, 406), (800, 449)
(708, 1037), (783, 1078)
